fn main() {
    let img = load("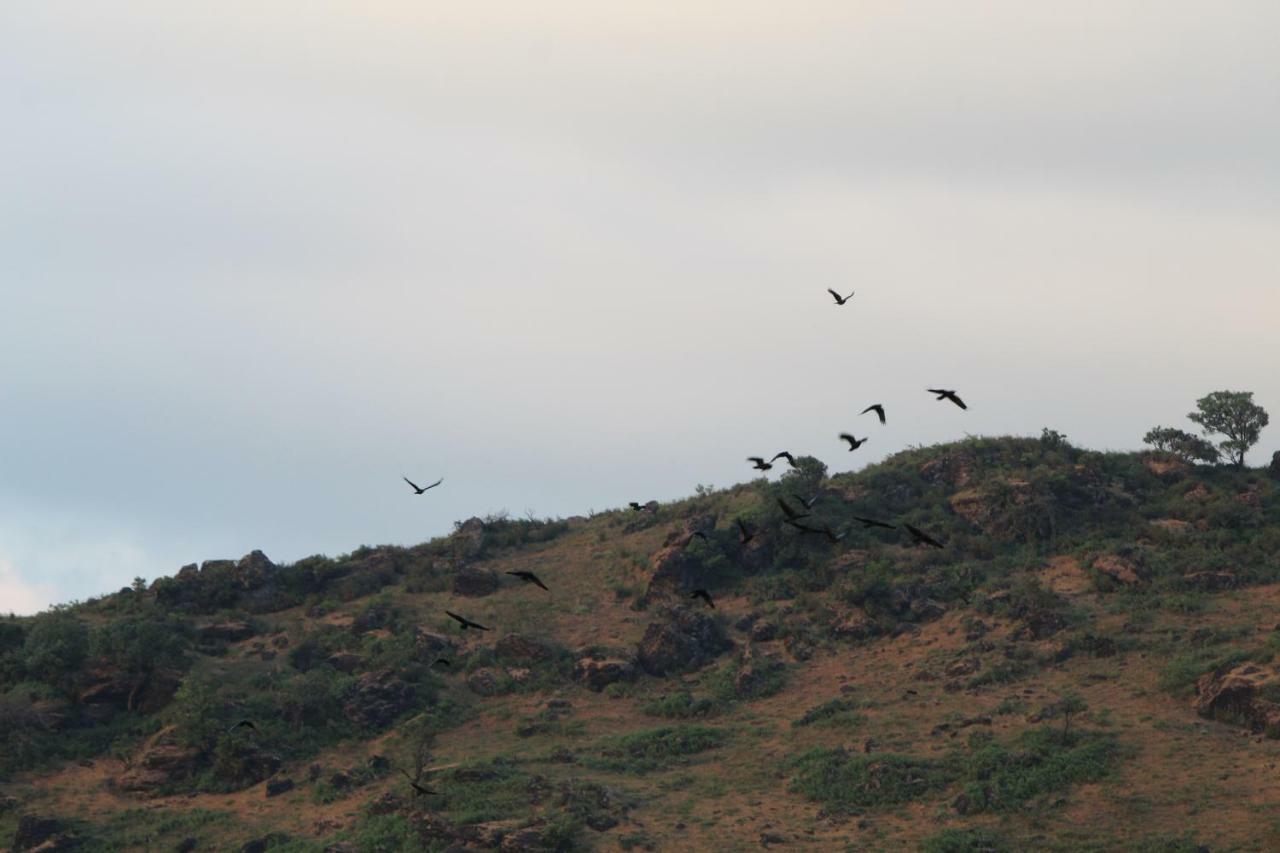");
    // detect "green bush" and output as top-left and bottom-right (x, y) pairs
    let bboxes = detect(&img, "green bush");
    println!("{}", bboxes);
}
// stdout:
(789, 749), (953, 811)
(955, 728), (1119, 813)
(922, 827), (1014, 853)
(592, 726), (728, 773)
